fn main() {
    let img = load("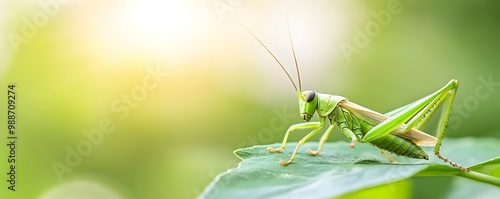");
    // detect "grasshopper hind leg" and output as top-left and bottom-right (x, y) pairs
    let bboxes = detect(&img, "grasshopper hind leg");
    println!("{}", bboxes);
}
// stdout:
(432, 80), (470, 172)
(435, 152), (468, 171)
